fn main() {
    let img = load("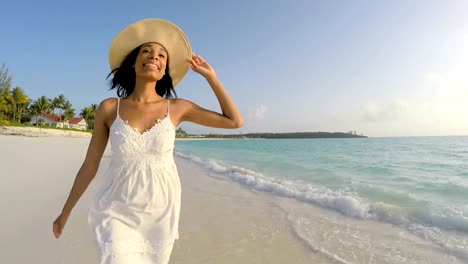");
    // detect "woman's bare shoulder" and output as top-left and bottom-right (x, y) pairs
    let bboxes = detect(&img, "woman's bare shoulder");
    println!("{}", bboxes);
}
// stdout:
(99, 97), (118, 108)
(94, 98), (120, 126)
(170, 98), (196, 108)
(97, 97), (119, 113)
